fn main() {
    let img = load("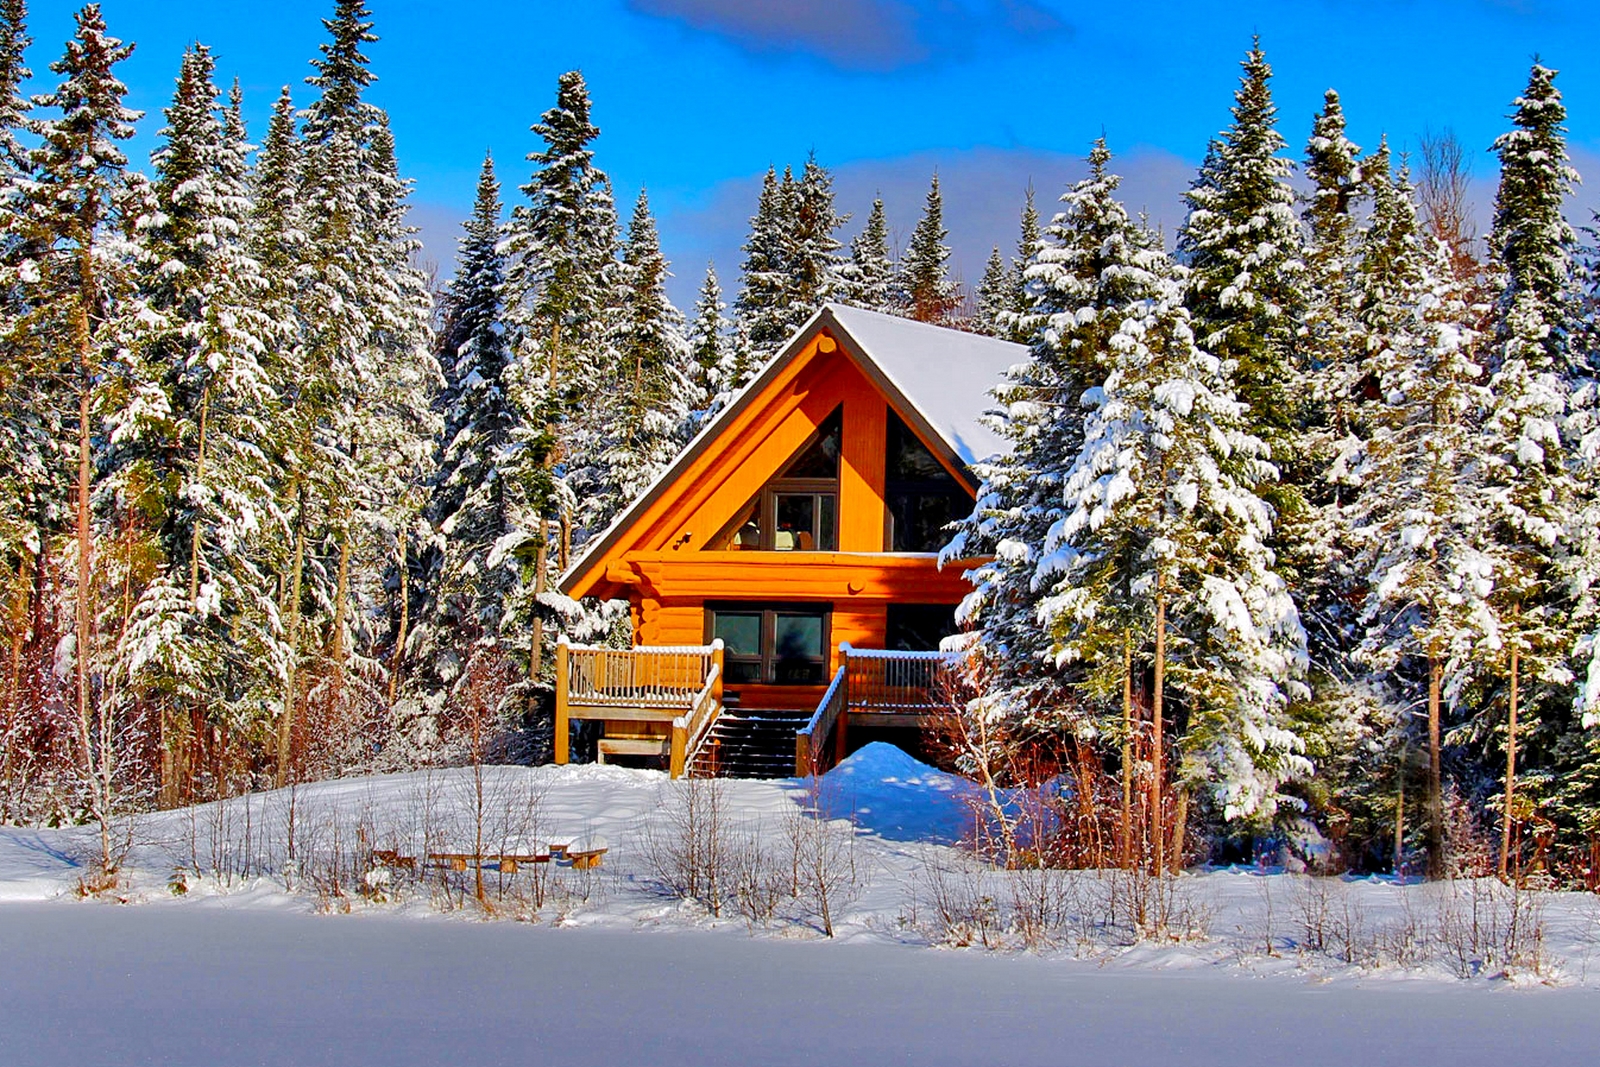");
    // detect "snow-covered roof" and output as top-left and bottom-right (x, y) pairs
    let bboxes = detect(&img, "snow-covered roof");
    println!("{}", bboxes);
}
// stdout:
(825, 304), (1025, 466)
(559, 304), (1025, 596)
